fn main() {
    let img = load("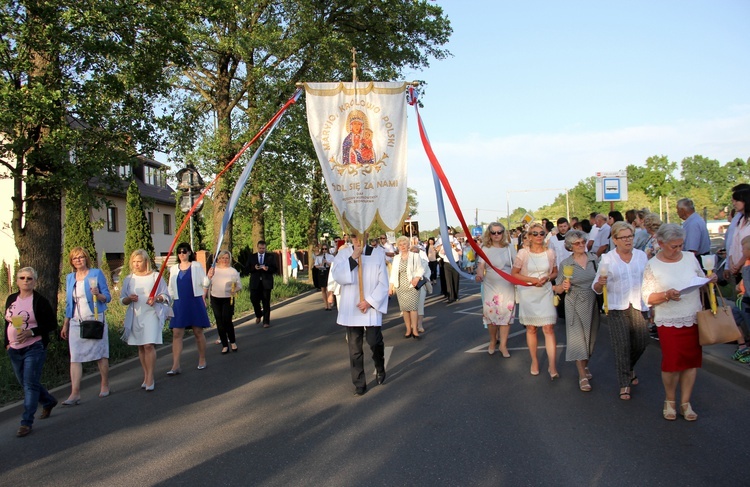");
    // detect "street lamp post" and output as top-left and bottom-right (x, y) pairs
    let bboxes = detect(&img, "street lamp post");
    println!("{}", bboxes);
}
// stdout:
(176, 164), (205, 249)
